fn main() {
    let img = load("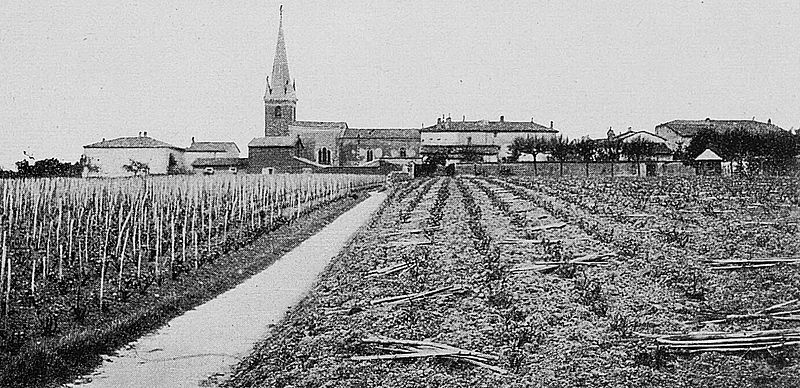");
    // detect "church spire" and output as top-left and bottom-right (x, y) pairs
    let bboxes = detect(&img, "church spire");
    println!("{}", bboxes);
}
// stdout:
(265, 5), (296, 102)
